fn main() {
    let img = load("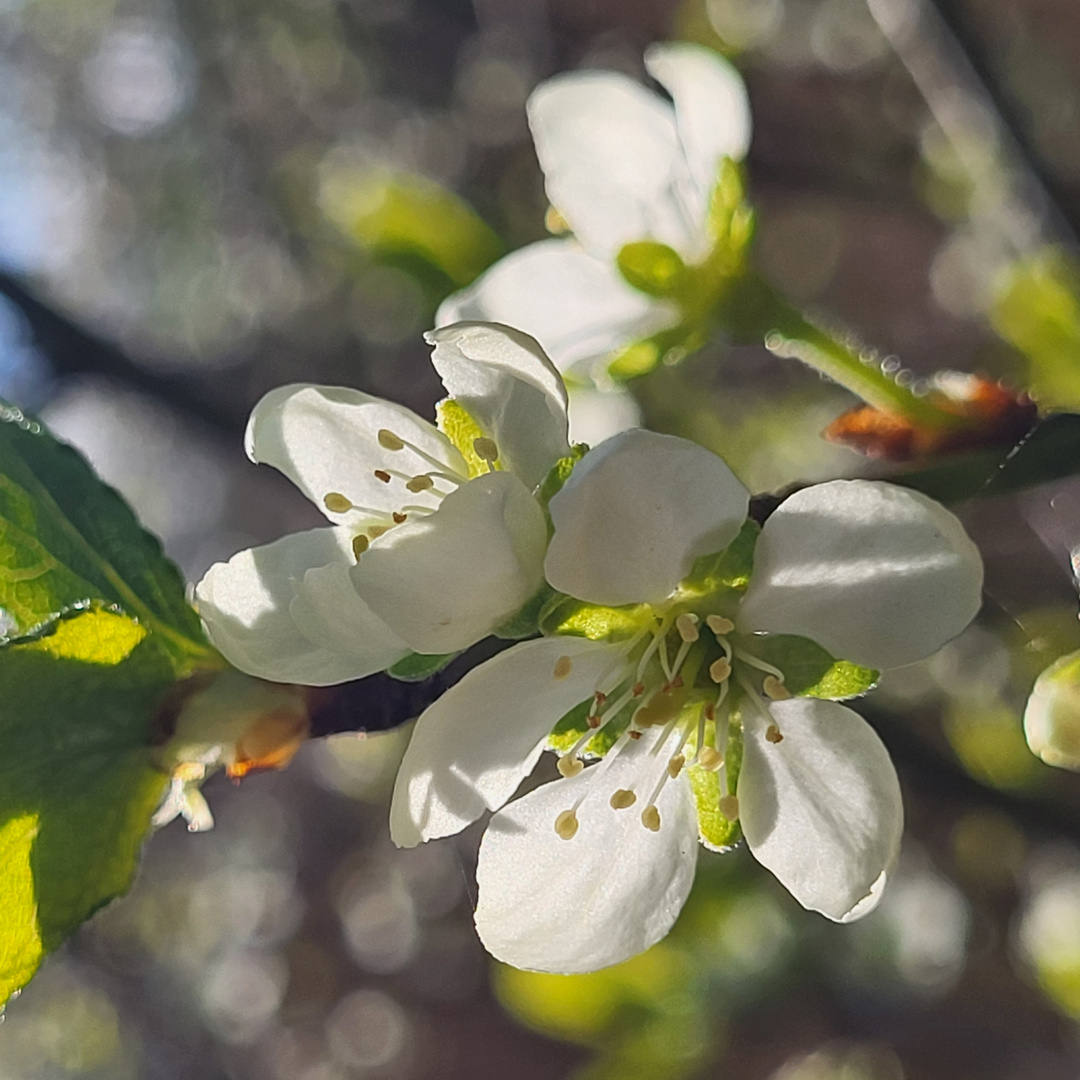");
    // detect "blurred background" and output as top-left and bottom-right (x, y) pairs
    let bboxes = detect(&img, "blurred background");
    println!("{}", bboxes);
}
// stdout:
(5, 0), (1080, 1076)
